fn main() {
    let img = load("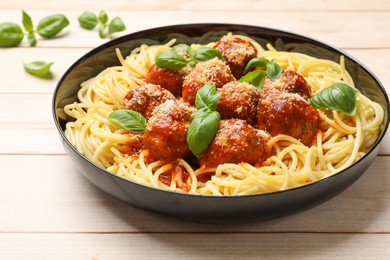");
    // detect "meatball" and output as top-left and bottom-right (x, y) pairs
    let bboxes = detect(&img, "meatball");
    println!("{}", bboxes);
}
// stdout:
(214, 34), (258, 78)
(262, 70), (312, 100)
(145, 65), (185, 96)
(143, 100), (194, 161)
(257, 90), (319, 146)
(182, 57), (235, 105)
(121, 83), (175, 119)
(217, 81), (260, 125)
(198, 119), (270, 168)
